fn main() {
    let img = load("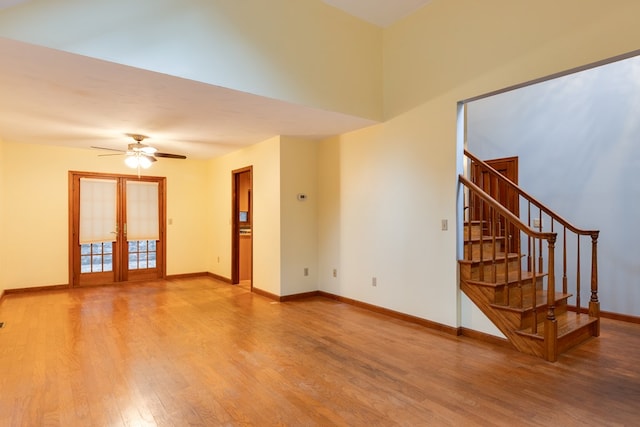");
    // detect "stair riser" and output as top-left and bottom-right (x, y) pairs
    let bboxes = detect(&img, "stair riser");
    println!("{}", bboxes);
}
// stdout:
(557, 321), (599, 354)
(464, 241), (505, 259)
(463, 224), (486, 240)
(461, 259), (522, 281)
(520, 302), (568, 330)
(502, 277), (544, 307)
